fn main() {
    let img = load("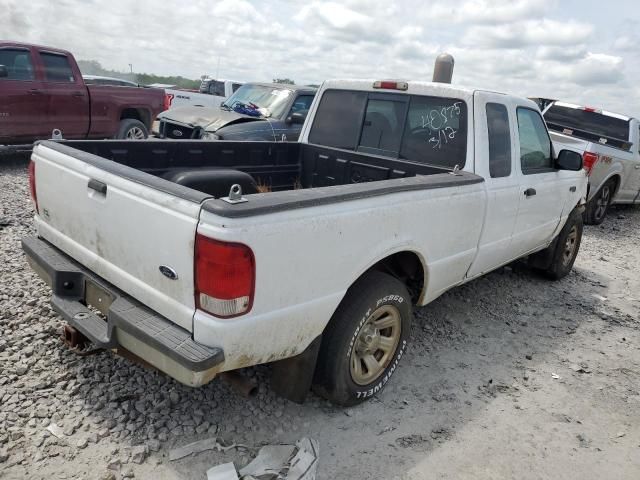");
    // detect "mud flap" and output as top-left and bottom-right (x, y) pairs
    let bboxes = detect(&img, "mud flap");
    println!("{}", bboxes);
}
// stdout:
(271, 335), (322, 404)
